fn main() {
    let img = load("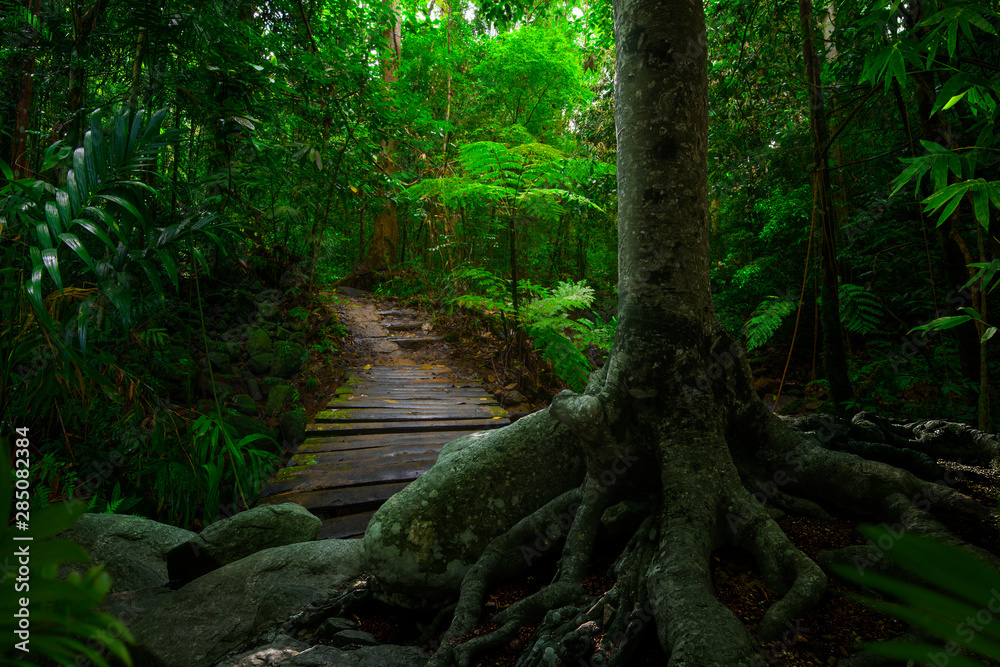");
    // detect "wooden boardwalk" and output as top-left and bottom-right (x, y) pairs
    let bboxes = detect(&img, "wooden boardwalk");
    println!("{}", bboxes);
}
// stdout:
(256, 364), (510, 539)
